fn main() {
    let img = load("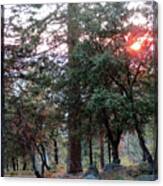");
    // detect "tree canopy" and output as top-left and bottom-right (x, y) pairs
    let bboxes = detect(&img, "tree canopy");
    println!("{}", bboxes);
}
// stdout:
(2, 1), (158, 180)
